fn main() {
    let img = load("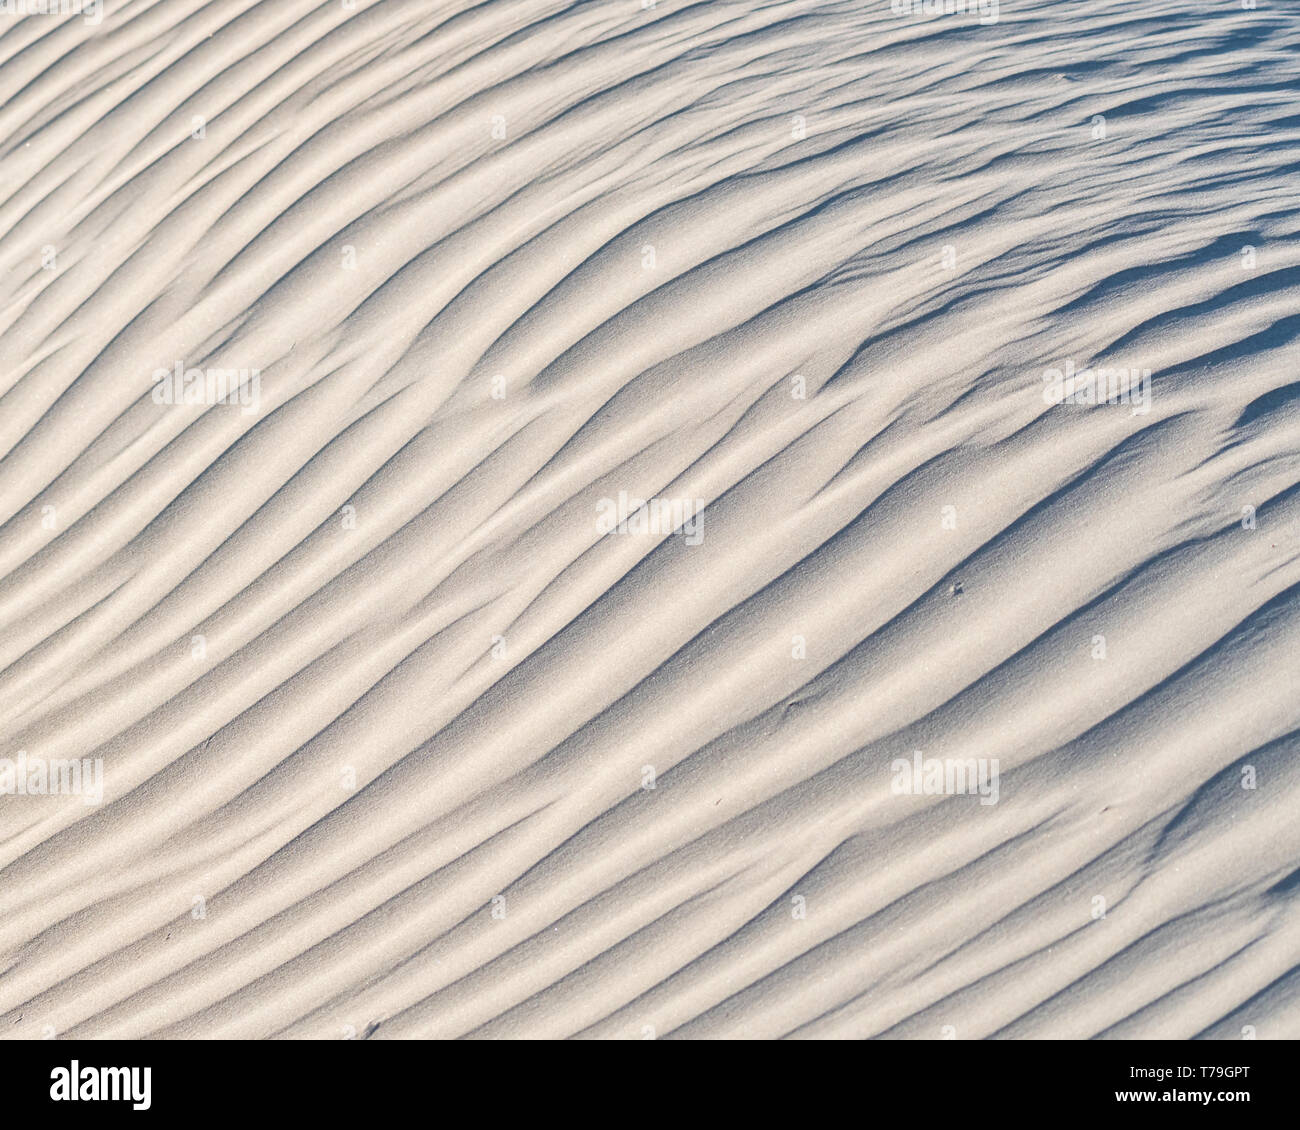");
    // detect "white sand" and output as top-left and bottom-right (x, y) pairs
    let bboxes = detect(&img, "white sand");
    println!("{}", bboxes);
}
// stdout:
(1, 0), (1298, 1039)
